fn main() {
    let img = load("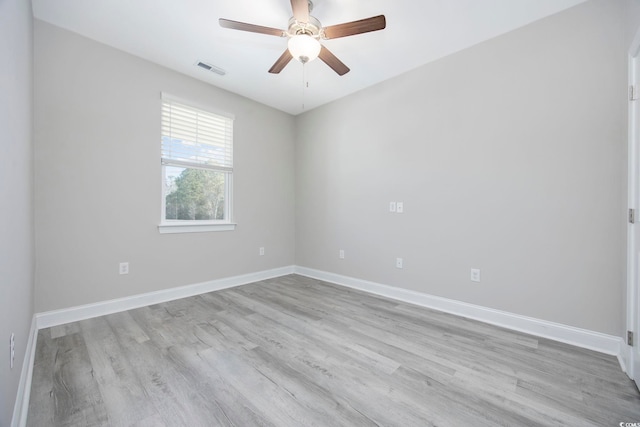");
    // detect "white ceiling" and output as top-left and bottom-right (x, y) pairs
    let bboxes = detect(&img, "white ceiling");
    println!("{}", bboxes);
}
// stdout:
(32, 0), (586, 115)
